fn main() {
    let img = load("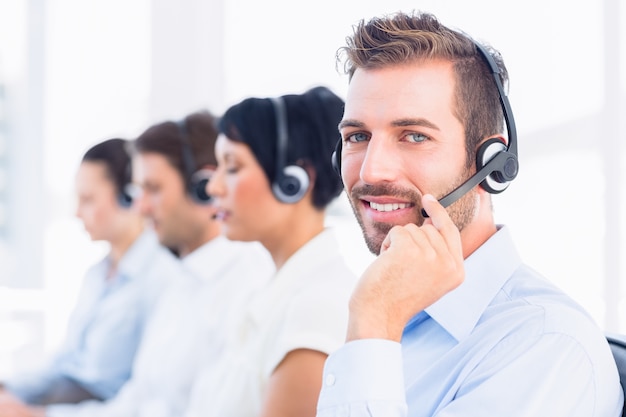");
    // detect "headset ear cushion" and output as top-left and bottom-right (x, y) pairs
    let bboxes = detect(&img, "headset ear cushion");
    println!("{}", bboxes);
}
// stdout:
(192, 178), (211, 203)
(118, 153), (134, 208)
(476, 138), (510, 194)
(272, 165), (310, 204)
(118, 190), (133, 208)
(331, 140), (342, 177)
(190, 169), (213, 204)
